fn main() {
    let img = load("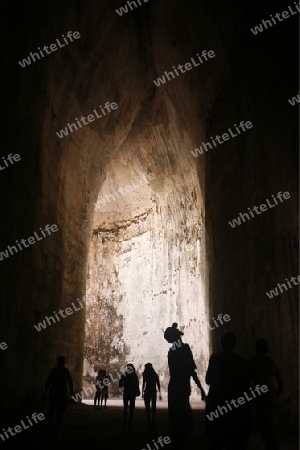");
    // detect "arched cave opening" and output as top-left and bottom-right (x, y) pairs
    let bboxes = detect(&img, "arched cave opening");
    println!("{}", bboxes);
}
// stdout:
(0, 0), (298, 445)
(83, 123), (209, 399)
